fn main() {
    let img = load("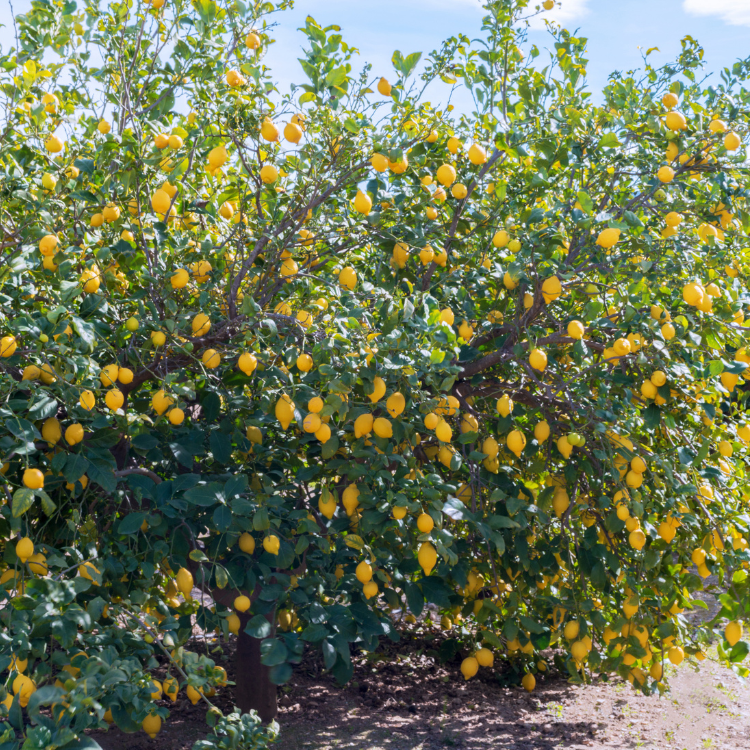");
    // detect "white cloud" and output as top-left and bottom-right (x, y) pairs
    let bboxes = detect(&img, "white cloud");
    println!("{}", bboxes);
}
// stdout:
(526, 0), (589, 29)
(683, 0), (750, 27)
